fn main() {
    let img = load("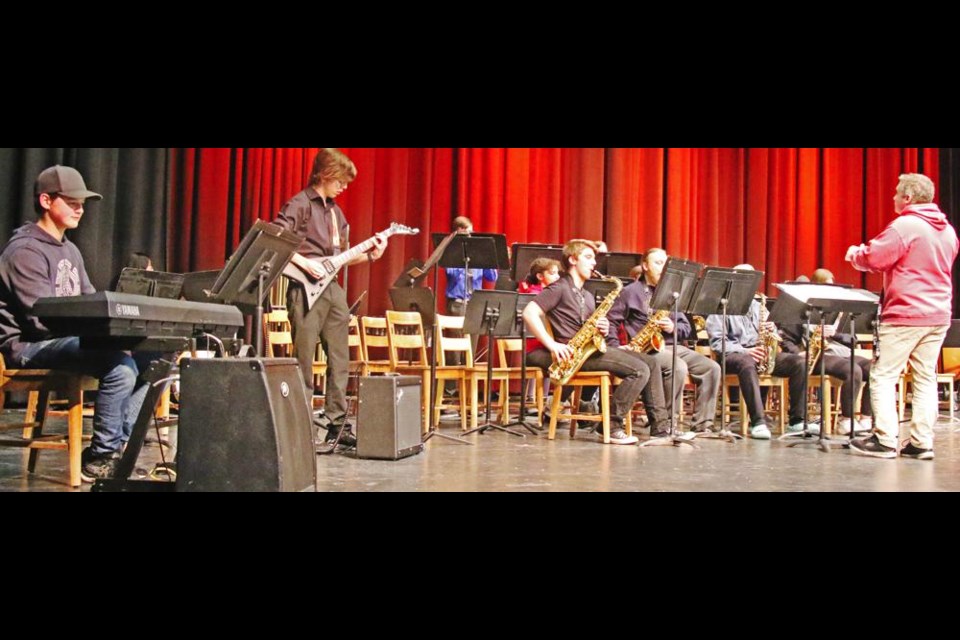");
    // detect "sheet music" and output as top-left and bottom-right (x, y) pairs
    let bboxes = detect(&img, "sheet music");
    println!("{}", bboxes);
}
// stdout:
(777, 283), (880, 303)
